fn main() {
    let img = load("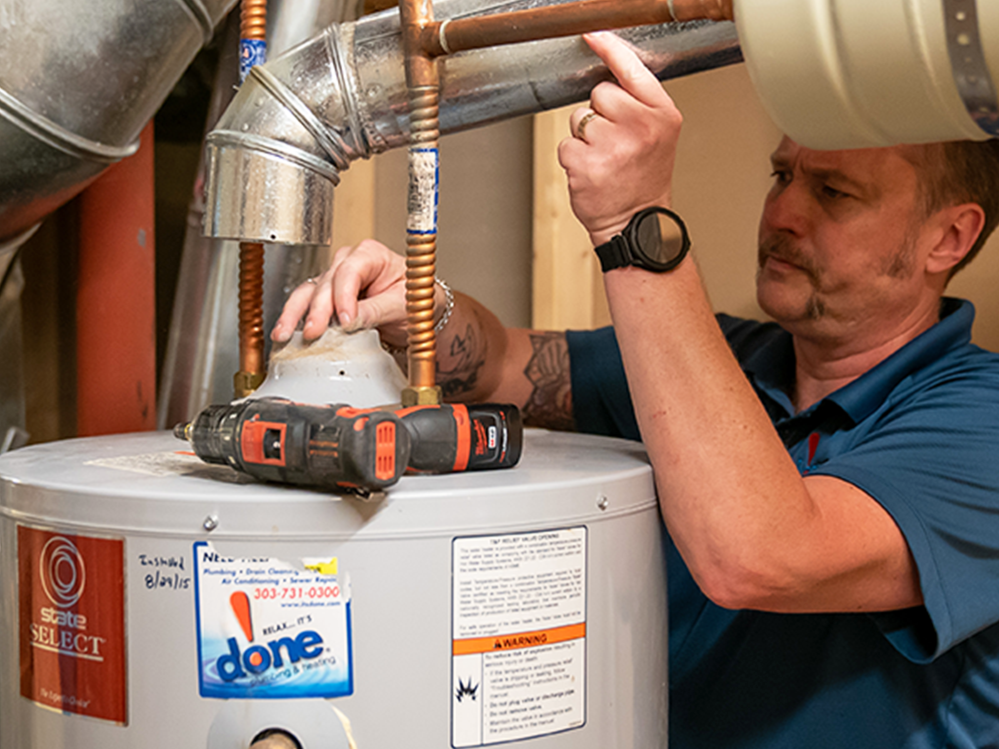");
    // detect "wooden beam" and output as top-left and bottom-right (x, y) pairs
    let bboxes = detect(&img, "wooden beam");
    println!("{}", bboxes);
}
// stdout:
(532, 106), (610, 331)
